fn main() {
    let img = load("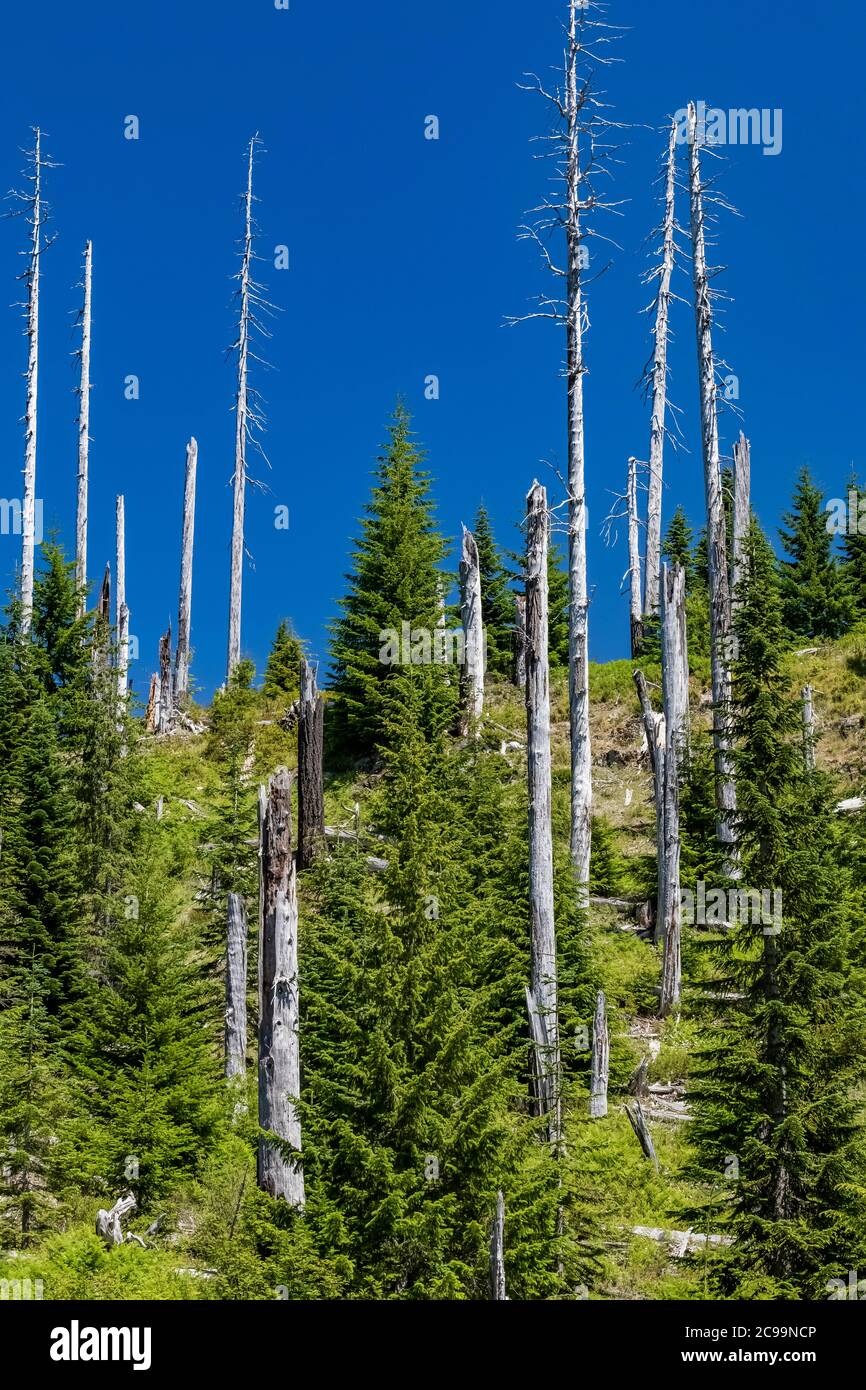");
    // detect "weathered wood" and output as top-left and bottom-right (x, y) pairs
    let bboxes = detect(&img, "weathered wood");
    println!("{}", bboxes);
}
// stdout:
(624, 1101), (658, 1171)
(227, 140), (256, 681)
(145, 673), (160, 733)
(75, 240), (92, 617)
(225, 892), (248, 1081)
(627, 457), (643, 657)
(659, 565), (686, 1013)
(20, 130), (45, 636)
(490, 1190), (507, 1300)
(175, 437), (198, 705)
(688, 101), (736, 864)
(258, 768), (305, 1206)
(643, 119), (678, 619)
(116, 496), (128, 702)
(589, 990), (609, 1118)
(525, 481), (560, 1145)
(96, 1193), (136, 1249)
(297, 658), (325, 870)
(459, 525), (485, 732)
(93, 564), (111, 677)
(98, 563), (111, 626)
(631, 1225), (731, 1255)
(158, 624), (173, 735)
(732, 431), (751, 605)
(513, 593), (527, 688)
(802, 684), (816, 772)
